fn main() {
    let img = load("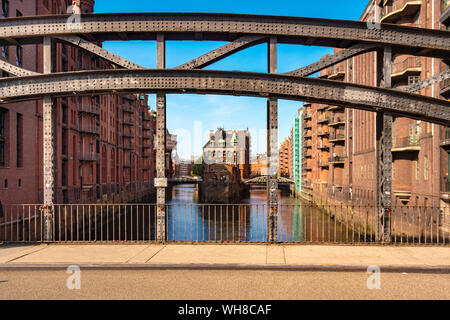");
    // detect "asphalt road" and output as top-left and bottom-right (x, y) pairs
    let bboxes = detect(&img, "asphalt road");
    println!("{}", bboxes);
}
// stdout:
(0, 269), (449, 300)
